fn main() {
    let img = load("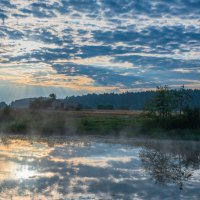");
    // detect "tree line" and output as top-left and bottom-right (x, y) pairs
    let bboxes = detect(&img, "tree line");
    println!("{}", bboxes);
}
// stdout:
(66, 89), (200, 110)
(144, 85), (200, 129)
(2, 87), (200, 111)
